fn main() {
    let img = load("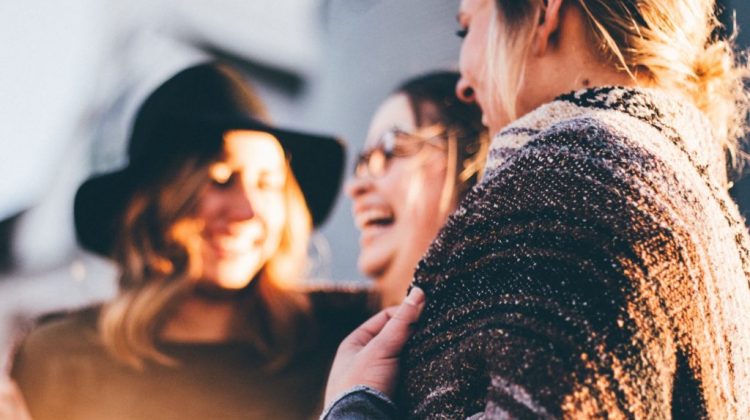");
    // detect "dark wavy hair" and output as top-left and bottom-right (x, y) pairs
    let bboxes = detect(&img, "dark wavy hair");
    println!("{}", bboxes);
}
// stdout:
(396, 71), (489, 202)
